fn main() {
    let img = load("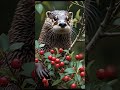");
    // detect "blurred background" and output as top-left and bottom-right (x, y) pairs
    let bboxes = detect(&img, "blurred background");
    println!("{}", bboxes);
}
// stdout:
(0, 0), (19, 34)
